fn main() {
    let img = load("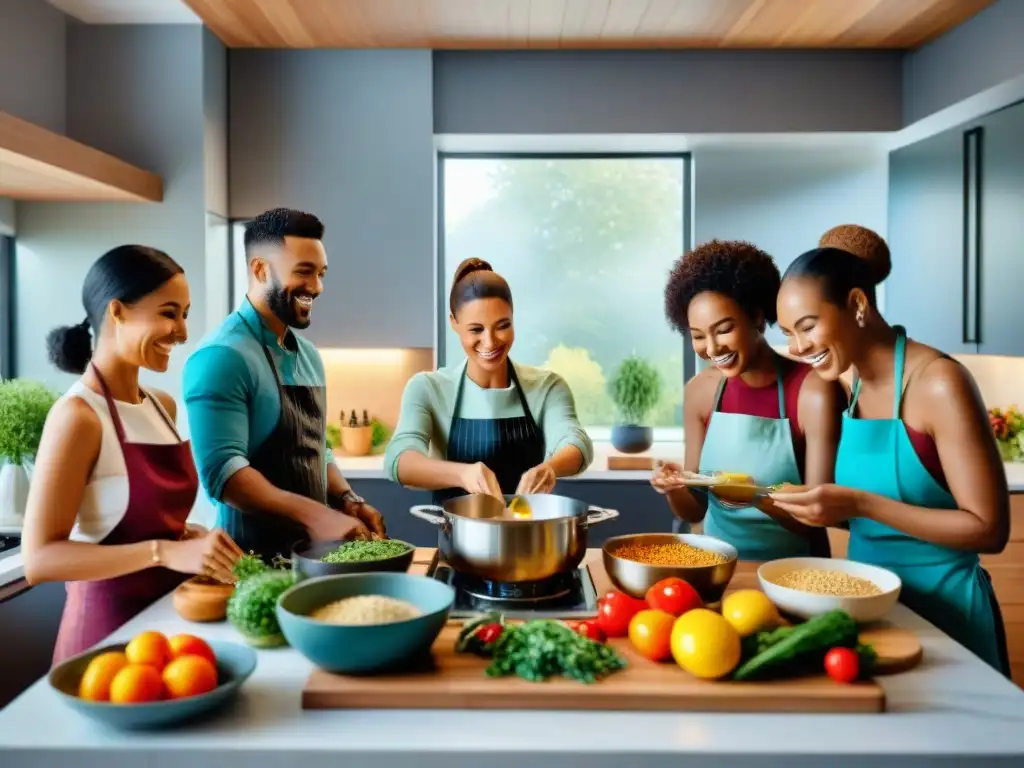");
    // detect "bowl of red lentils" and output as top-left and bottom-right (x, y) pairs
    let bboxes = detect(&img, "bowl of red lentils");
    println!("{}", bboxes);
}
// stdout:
(601, 533), (738, 604)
